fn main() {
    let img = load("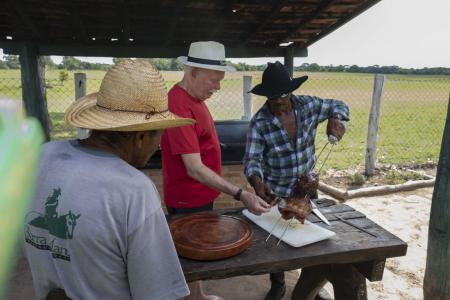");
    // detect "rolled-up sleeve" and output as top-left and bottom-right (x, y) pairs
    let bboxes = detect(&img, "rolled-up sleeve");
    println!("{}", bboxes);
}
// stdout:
(310, 96), (350, 123)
